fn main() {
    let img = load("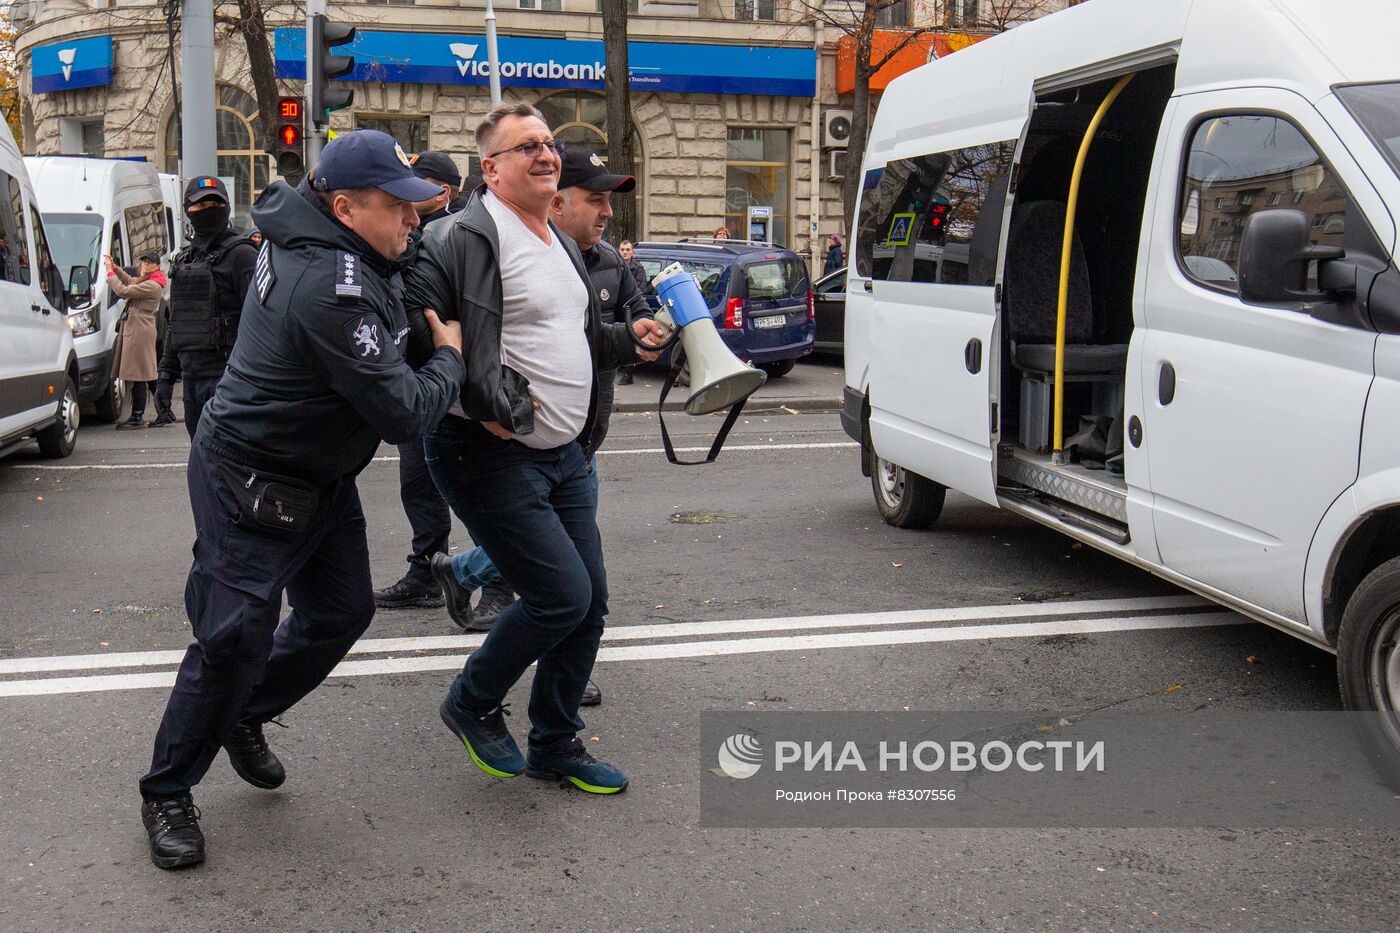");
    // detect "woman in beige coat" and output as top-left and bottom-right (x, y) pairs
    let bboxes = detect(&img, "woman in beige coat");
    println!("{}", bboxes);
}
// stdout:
(105, 251), (168, 430)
